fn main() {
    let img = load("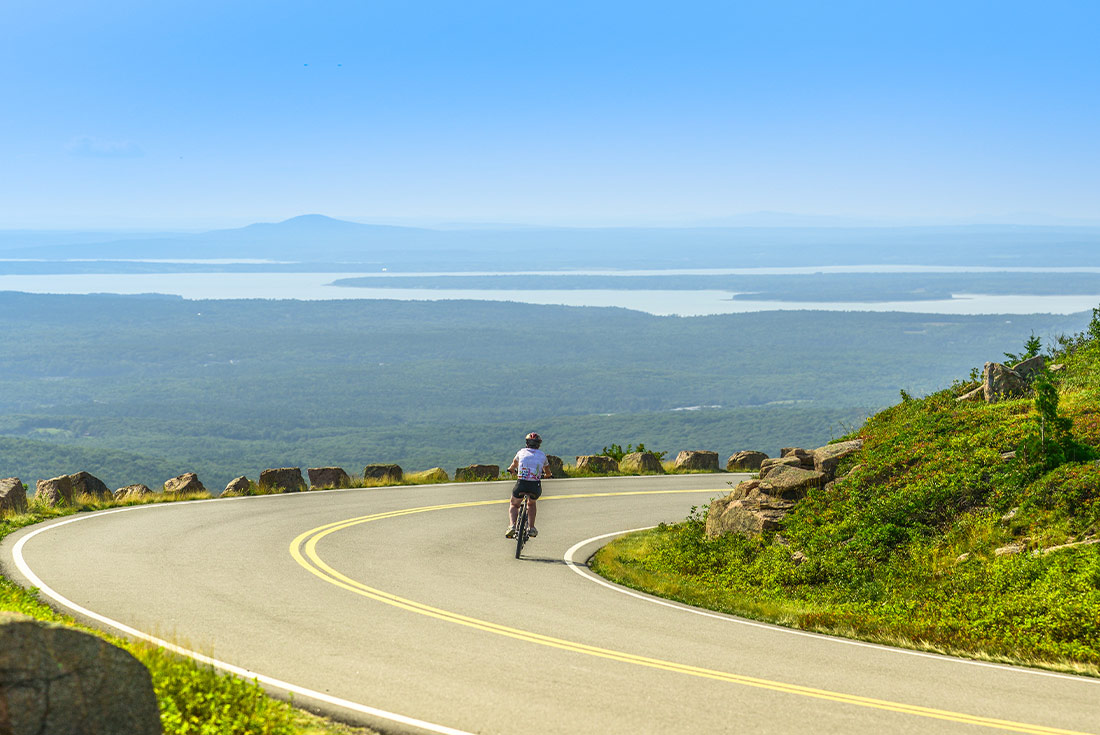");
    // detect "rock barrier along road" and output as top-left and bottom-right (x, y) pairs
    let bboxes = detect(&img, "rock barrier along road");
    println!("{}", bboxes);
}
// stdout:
(4, 474), (1099, 735)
